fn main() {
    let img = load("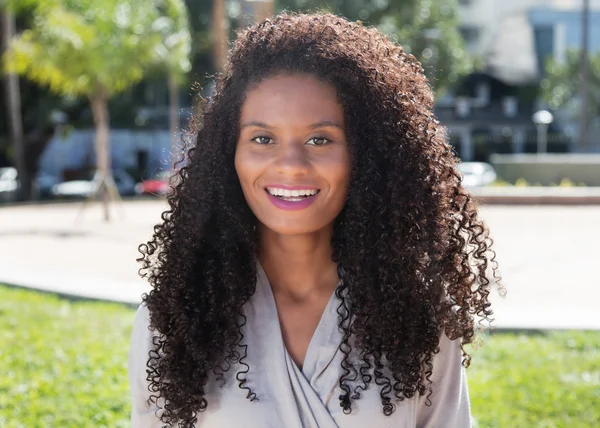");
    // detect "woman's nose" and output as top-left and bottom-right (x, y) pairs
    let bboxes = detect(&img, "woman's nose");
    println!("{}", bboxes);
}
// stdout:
(274, 141), (310, 176)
